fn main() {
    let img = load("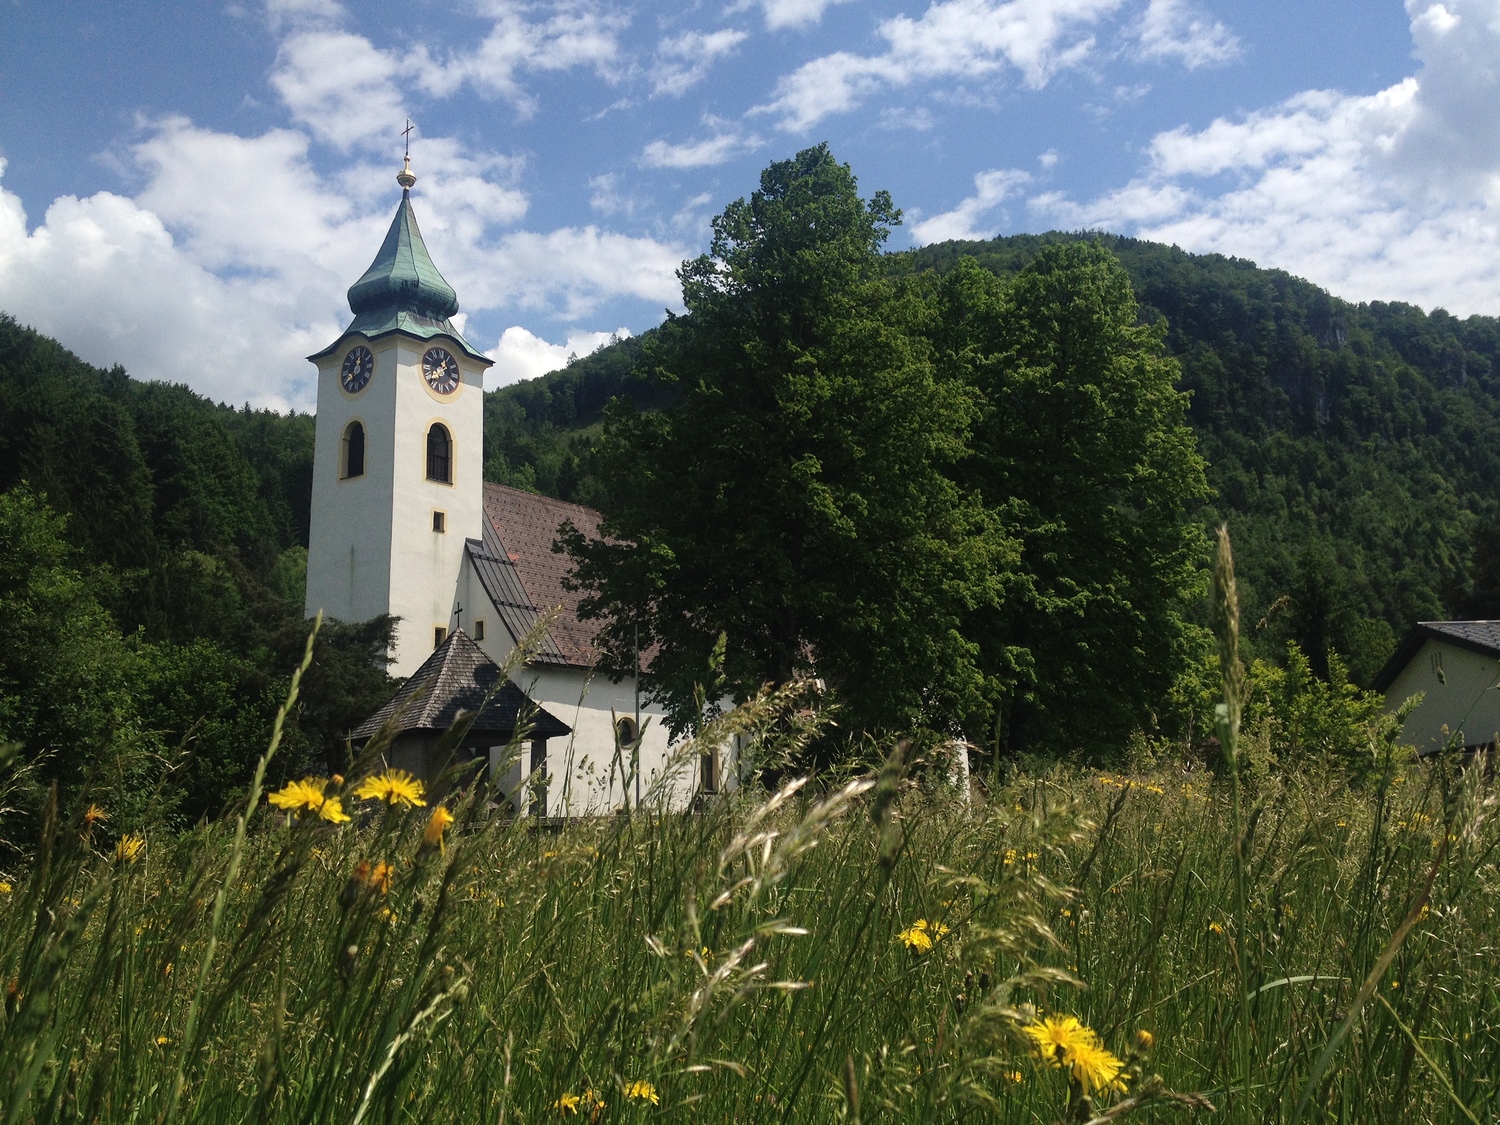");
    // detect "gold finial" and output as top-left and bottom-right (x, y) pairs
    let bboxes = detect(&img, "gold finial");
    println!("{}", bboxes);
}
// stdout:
(397, 119), (417, 190)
